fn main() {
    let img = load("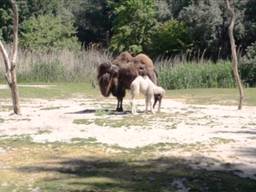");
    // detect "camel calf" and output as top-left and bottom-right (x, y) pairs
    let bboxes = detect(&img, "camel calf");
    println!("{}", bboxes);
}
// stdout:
(130, 76), (165, 114)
